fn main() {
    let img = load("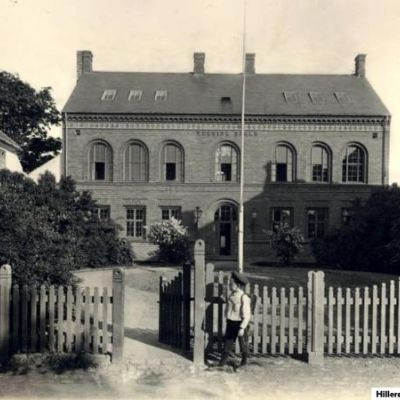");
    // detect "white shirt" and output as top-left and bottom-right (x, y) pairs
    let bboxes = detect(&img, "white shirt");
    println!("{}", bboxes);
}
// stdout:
(225, 288), (251, 329)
